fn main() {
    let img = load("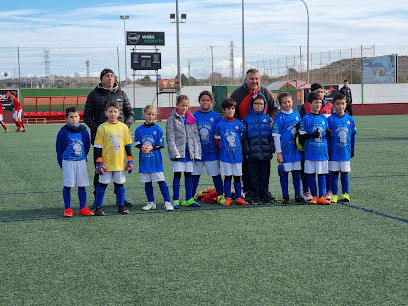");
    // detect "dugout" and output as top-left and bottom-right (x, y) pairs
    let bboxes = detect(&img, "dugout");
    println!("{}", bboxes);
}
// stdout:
(266, 79), (311, 111)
